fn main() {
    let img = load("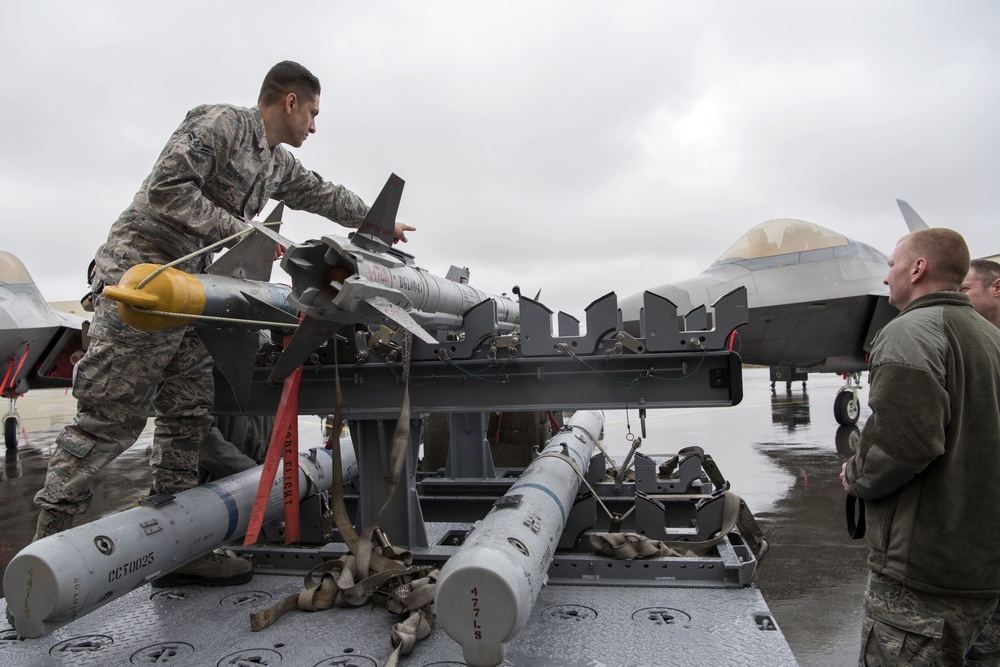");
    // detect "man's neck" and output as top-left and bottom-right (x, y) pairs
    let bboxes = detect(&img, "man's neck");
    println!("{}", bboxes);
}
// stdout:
(258, 104), (284, 148)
